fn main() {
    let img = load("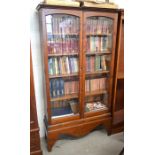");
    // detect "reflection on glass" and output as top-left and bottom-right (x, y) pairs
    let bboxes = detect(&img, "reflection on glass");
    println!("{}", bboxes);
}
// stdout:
(85, 16), (113, 113)
(46, 14), (80, 118)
